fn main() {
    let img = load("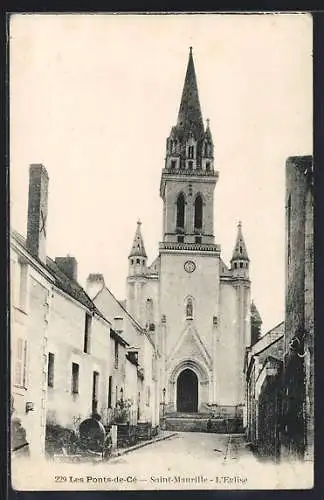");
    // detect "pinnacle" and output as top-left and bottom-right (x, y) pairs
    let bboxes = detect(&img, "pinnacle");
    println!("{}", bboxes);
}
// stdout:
(129, 220), (147, 259)
(231, 221), (249, 262)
